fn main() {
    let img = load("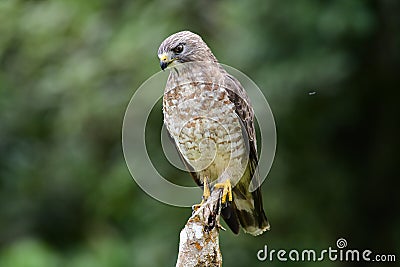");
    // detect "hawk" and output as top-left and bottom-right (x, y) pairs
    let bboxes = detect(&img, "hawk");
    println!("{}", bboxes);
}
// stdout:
(158, 31), (270, 235)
